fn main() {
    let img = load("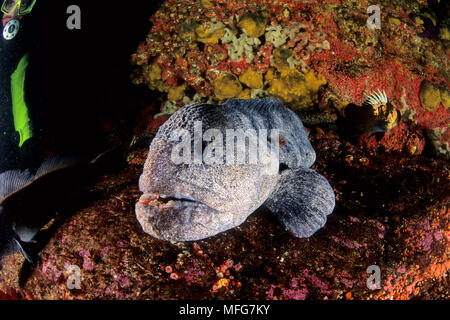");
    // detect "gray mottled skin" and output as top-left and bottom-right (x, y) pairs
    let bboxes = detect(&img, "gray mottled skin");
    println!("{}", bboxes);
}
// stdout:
(264, 168), (336, 238)
(136, 99), (334, 241)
